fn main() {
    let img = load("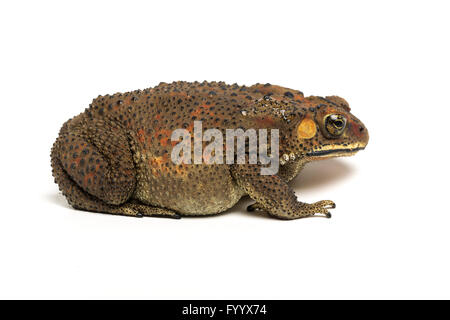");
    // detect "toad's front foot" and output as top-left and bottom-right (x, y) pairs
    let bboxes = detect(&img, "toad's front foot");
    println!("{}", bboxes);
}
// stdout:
(296, 200), (335, 219)
(232, 162), (336, 220)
